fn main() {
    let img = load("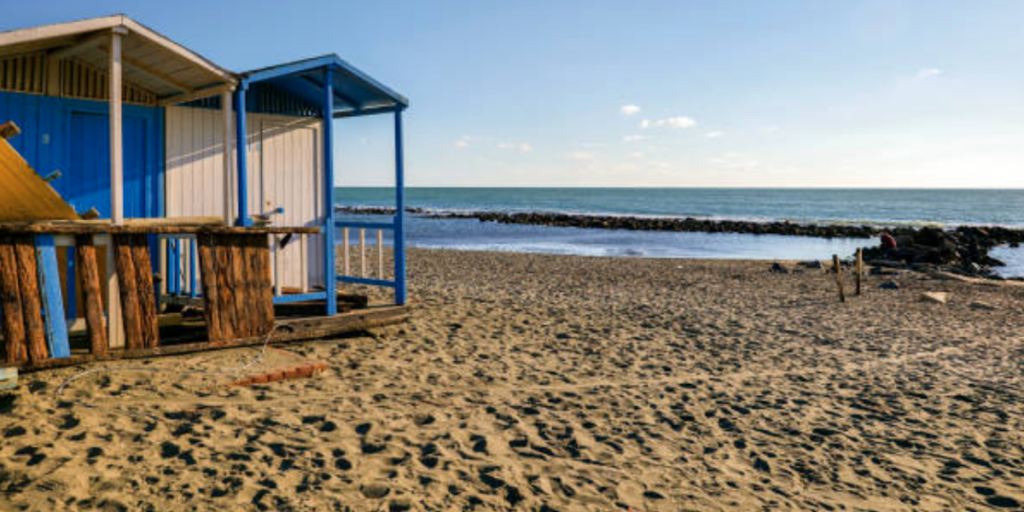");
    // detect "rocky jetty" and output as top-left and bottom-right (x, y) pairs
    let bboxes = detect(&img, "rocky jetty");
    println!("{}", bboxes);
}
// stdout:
(337, 206), (1024, 276)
